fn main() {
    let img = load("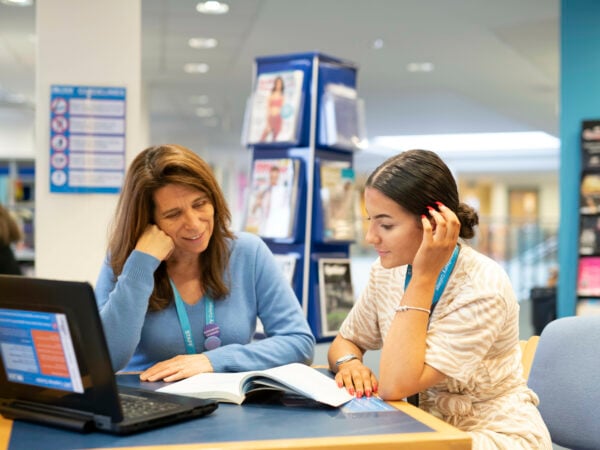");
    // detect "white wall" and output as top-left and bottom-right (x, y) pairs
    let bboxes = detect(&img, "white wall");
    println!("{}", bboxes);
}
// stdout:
(34, 0), (143, 284)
